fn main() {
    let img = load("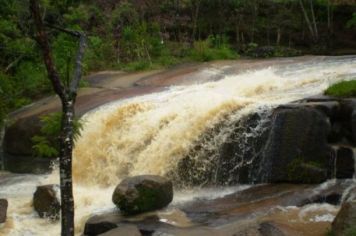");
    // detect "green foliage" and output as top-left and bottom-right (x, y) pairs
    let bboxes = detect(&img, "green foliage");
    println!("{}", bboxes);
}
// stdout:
(1, 0), (356, 127)
(346, 13), (356, 28)
(325, 80), (356, 98)
(32, 112), (83, 158)
(190, 35), (238, 62)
